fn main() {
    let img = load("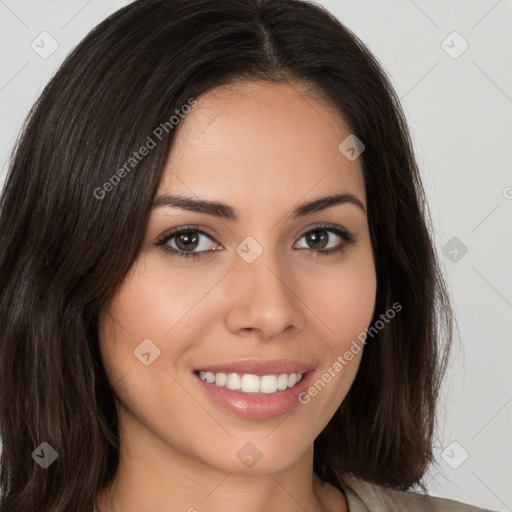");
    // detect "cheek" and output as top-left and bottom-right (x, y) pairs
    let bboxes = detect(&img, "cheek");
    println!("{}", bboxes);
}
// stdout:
(310, 246), (377, 349)
(103, 260), (207, 337)
(96, 266), (210, 435)
(98, 252), (216, 363)
(97, 252), (228, 422)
